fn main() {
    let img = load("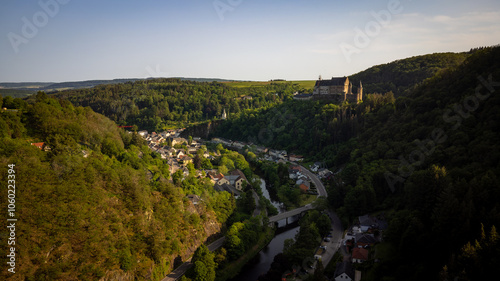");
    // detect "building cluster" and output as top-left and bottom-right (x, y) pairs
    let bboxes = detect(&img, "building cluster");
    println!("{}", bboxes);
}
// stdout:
(289, 165), (316, 194)
(211, 138), (304, 163)
(207, 169), (248, 198)
(139, 130), (247, 198)
(139, 129), (205, 175)
(334, 214), (388, 281)
(310, 162), (334, 179)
